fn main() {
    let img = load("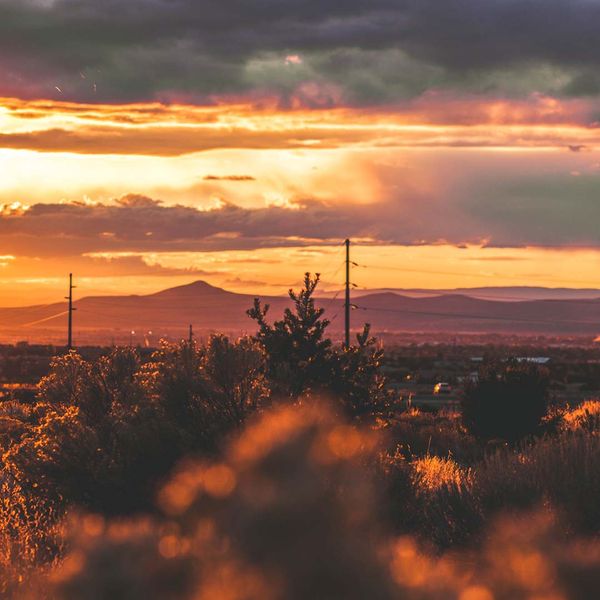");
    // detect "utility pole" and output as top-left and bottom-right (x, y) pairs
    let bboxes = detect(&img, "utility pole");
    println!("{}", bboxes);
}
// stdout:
(344, 238), (350, 350)
(188, 324), (194, 344)
(65, 273), (76, 351)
